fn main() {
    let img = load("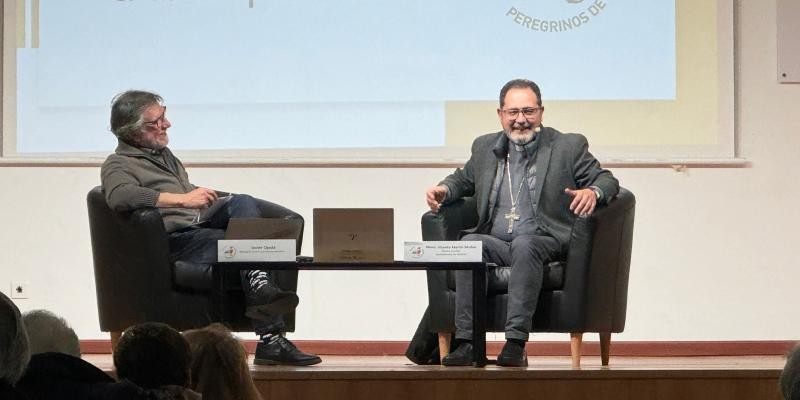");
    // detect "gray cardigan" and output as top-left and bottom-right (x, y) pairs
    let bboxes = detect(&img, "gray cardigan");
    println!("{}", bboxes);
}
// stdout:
(101, 141), (197, 233)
